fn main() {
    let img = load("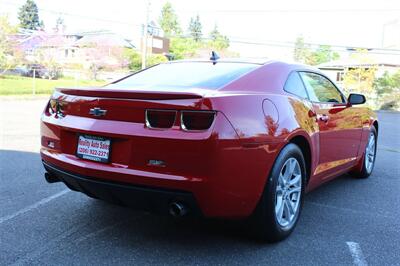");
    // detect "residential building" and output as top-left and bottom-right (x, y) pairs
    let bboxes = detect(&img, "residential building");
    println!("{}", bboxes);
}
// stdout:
(318, 51), (400, 87)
